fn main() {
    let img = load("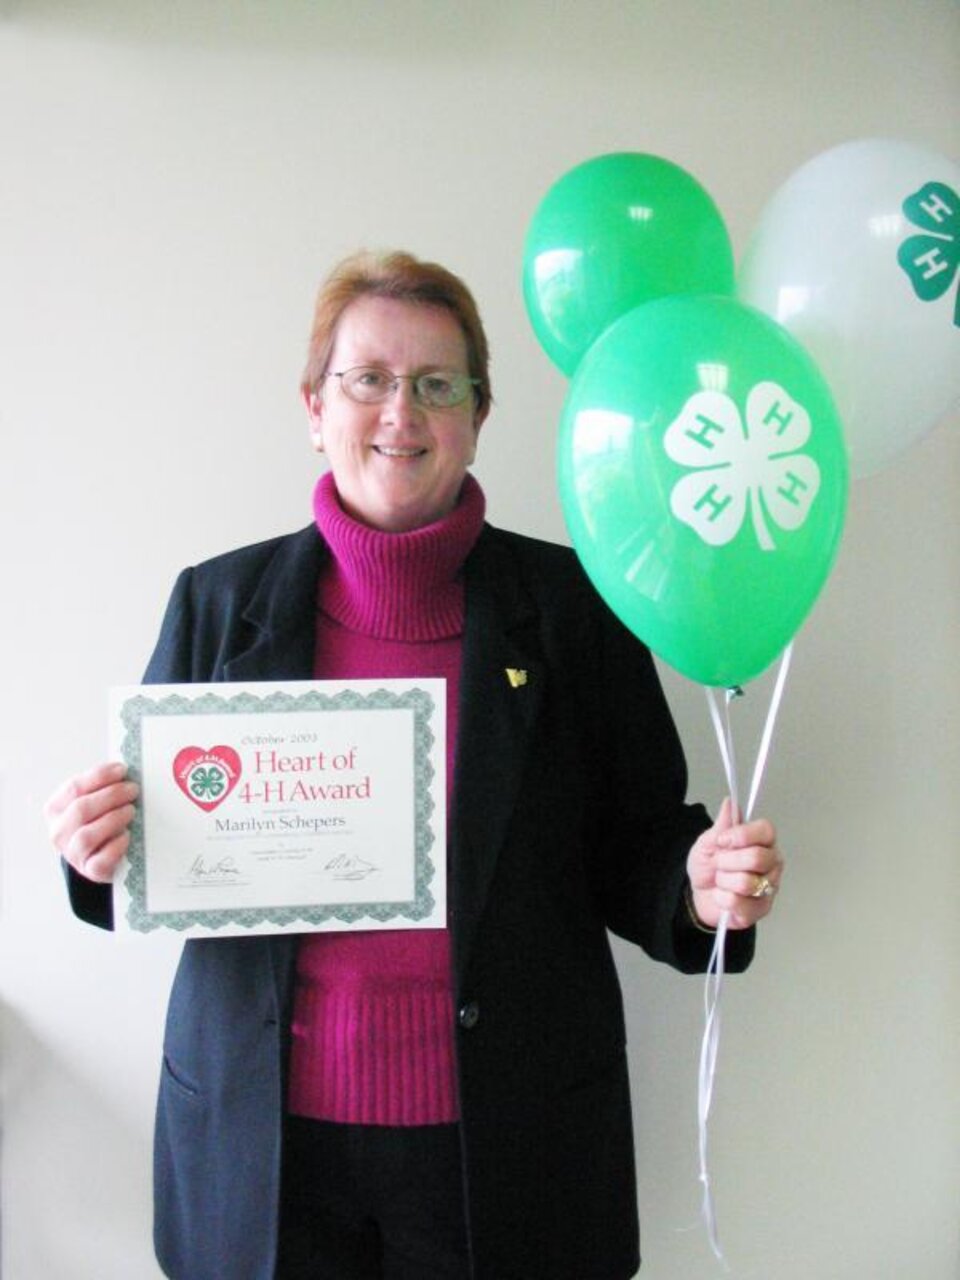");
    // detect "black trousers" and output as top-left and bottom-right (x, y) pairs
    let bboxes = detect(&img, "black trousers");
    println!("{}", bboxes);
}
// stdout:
(275, 1117), (470, 1280)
